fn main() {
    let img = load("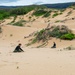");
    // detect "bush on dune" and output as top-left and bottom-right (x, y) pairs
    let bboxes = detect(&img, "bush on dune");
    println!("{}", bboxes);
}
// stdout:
(27, 25), (75, 45)
(0, 5), (46, 20)
(52, 13), (59, 18)
(32, 9), (47, 16)
(60, 33), (75, 40)
(13, 20), (26, 27)
(43, 11), (52, 17)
